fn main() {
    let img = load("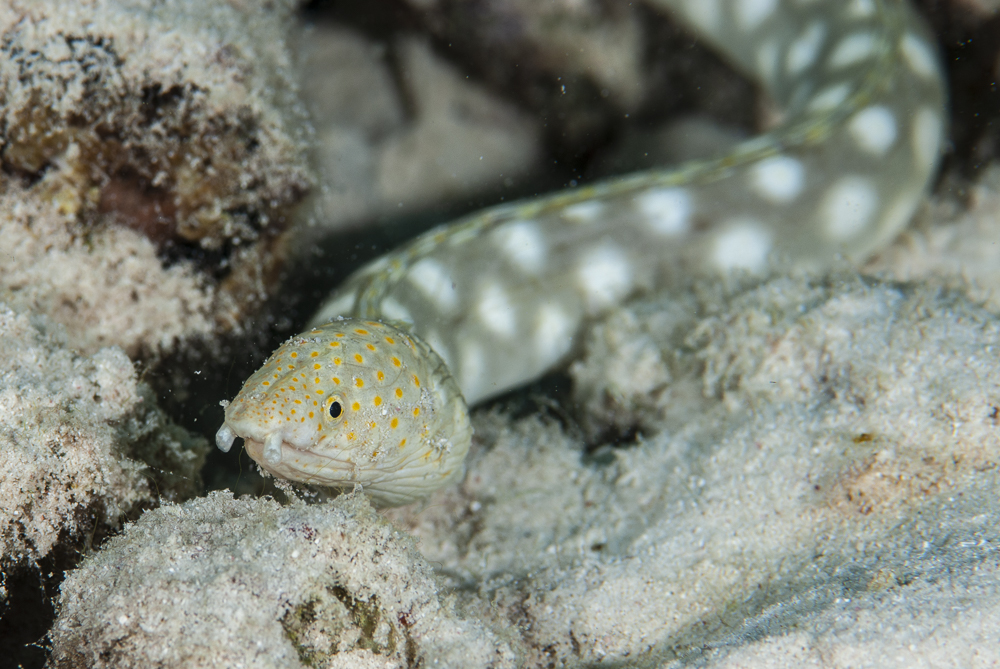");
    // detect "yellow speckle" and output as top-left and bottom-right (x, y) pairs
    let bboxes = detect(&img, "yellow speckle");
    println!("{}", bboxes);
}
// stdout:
(294, 400), (302, 405)
(395, 388), (403, 398)
(385, 337), (395, 344)
(316, 389), (325, 395)
(309, 412), (314, 418)
(352, 402), (361, 411)
(336, 333), (345, 338)
(377, 371), (385, 382)
(354, 353), (364, 363)
(391, 417), (399, 429)
(311, 351), (319, 358)
(355, 378), (364, 388)
(290, 352), (298, 358)
(374, 396), (382, 406)
(347, 432), (355, 440)
(315, 377), (321, 383)
(262, 381), (270, 386)
(332, 377), (341, 385)
(366, 343), (376, 351)
(355, 328), (369, 335)
(314, 363), (321, 370)
(413, 375), (421, 387)
(317, 424), (323, 432)
(369, 421), (377, 429)
(291, 409), (297, 415)
(400, 438), (407, 448)
(413, 407), (420, 417)
(334, 357), (342, 365)
(392, 357), (401, 367)
(329, 342), (340, 348)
